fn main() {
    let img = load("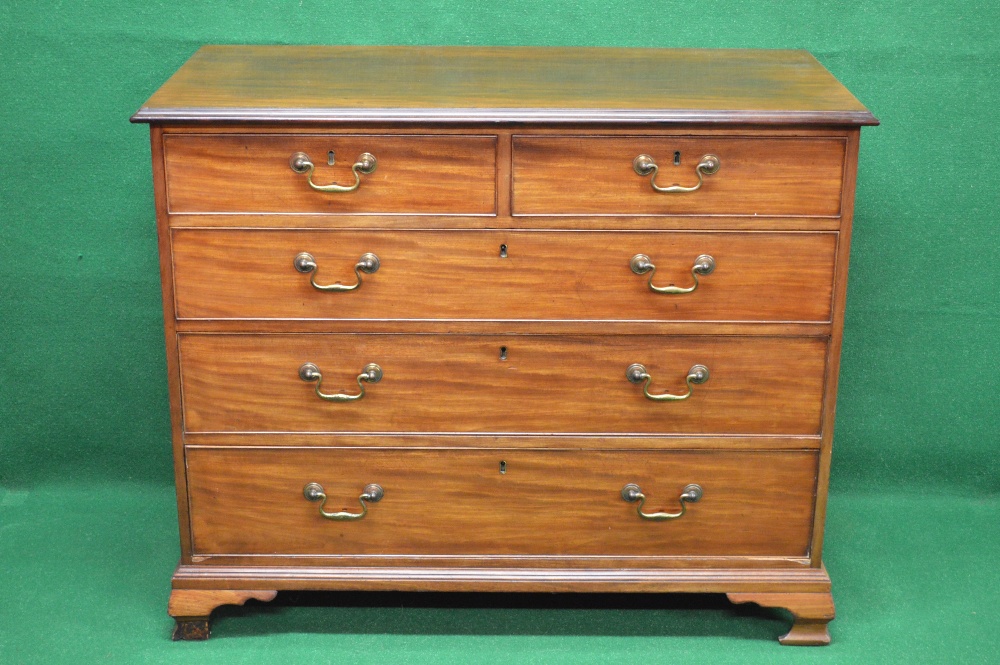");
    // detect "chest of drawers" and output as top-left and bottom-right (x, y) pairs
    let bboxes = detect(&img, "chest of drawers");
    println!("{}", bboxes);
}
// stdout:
(132, 46), (876, 645)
